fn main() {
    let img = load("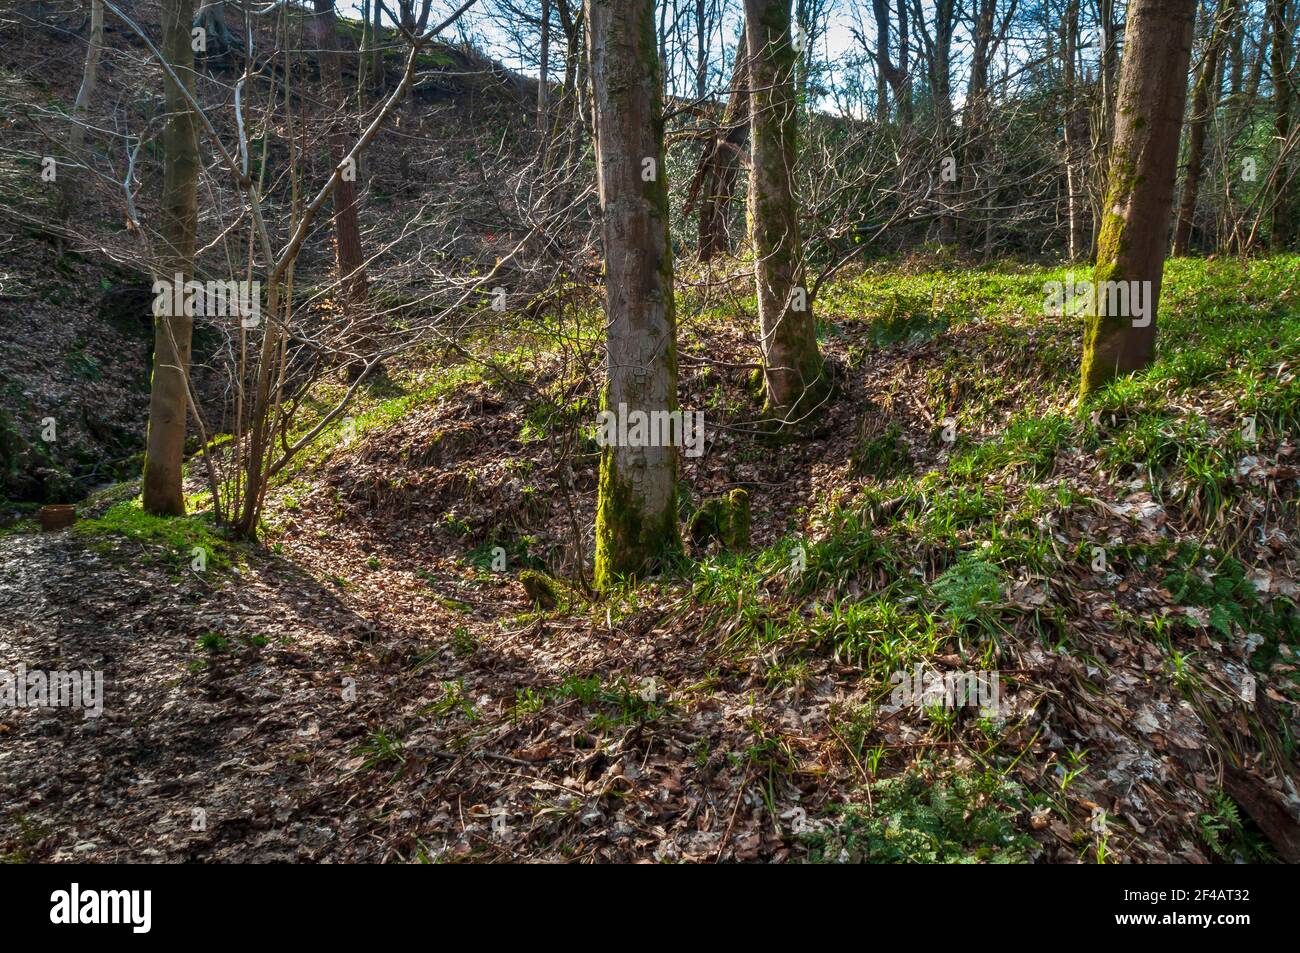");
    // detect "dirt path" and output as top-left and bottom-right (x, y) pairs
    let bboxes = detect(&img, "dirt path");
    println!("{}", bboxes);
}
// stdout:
(0, 530), (385, 861)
